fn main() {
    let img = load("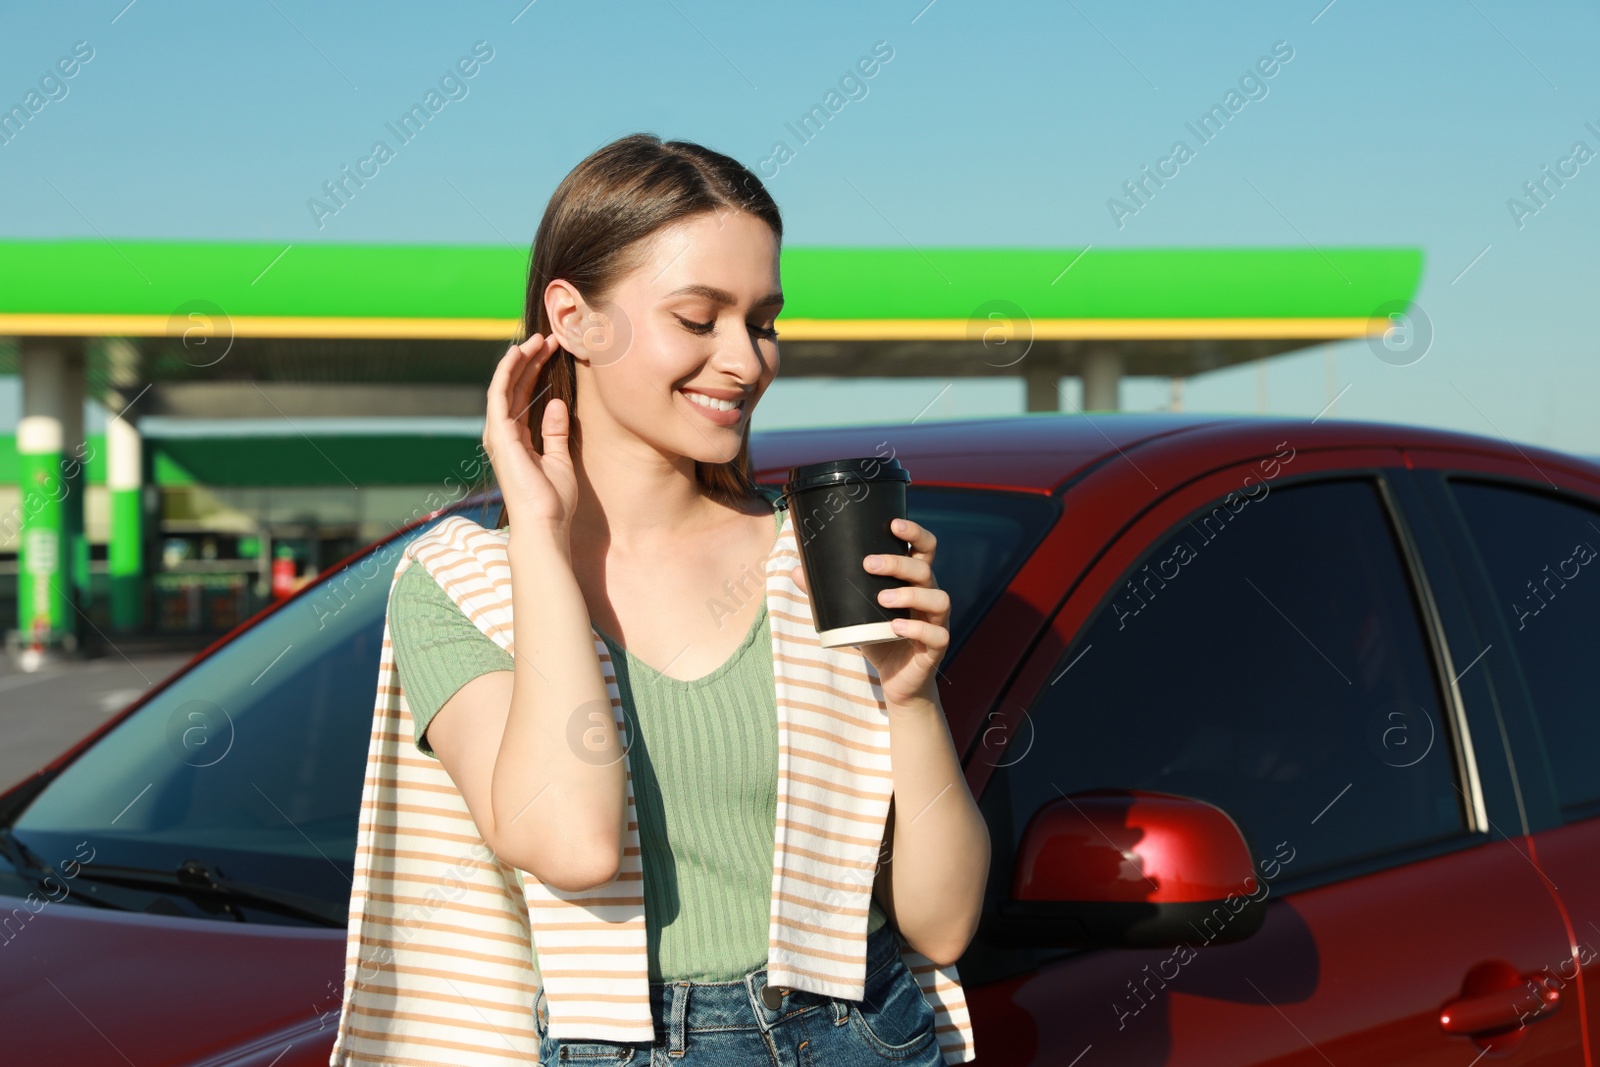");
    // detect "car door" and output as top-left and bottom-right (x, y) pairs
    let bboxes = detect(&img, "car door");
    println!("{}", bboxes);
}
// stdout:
(961, 457), (1585, 1065)
(1411, 467), (1600, 1049)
